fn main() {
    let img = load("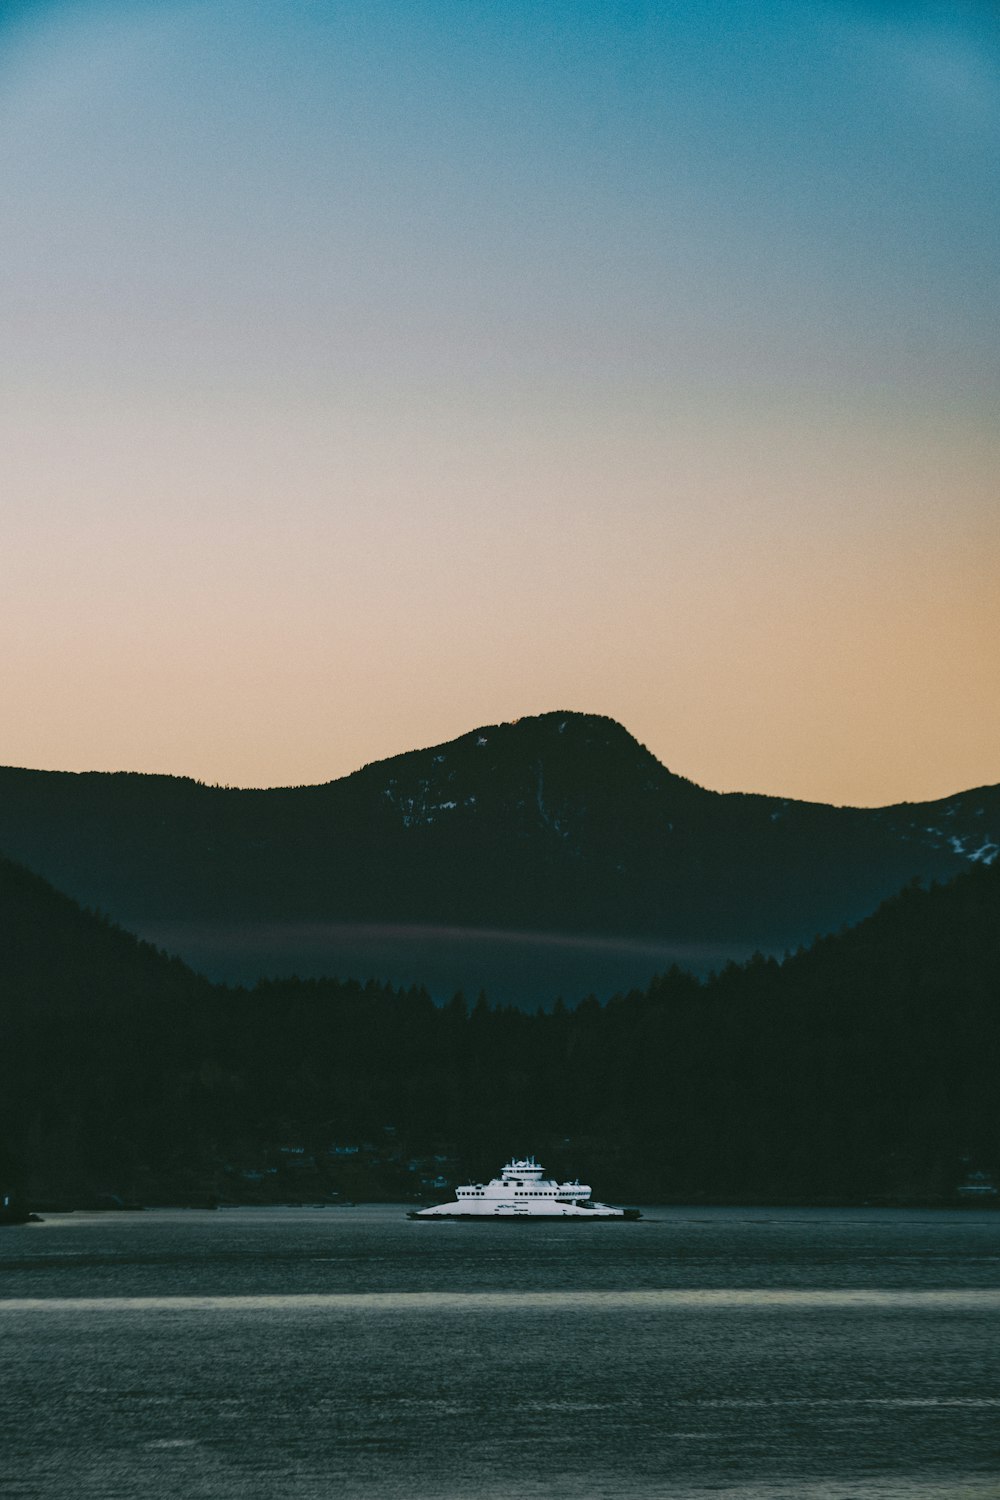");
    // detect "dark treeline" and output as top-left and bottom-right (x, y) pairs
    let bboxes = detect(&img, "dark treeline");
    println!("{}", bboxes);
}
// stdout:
(1, 855), (998, 1207)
